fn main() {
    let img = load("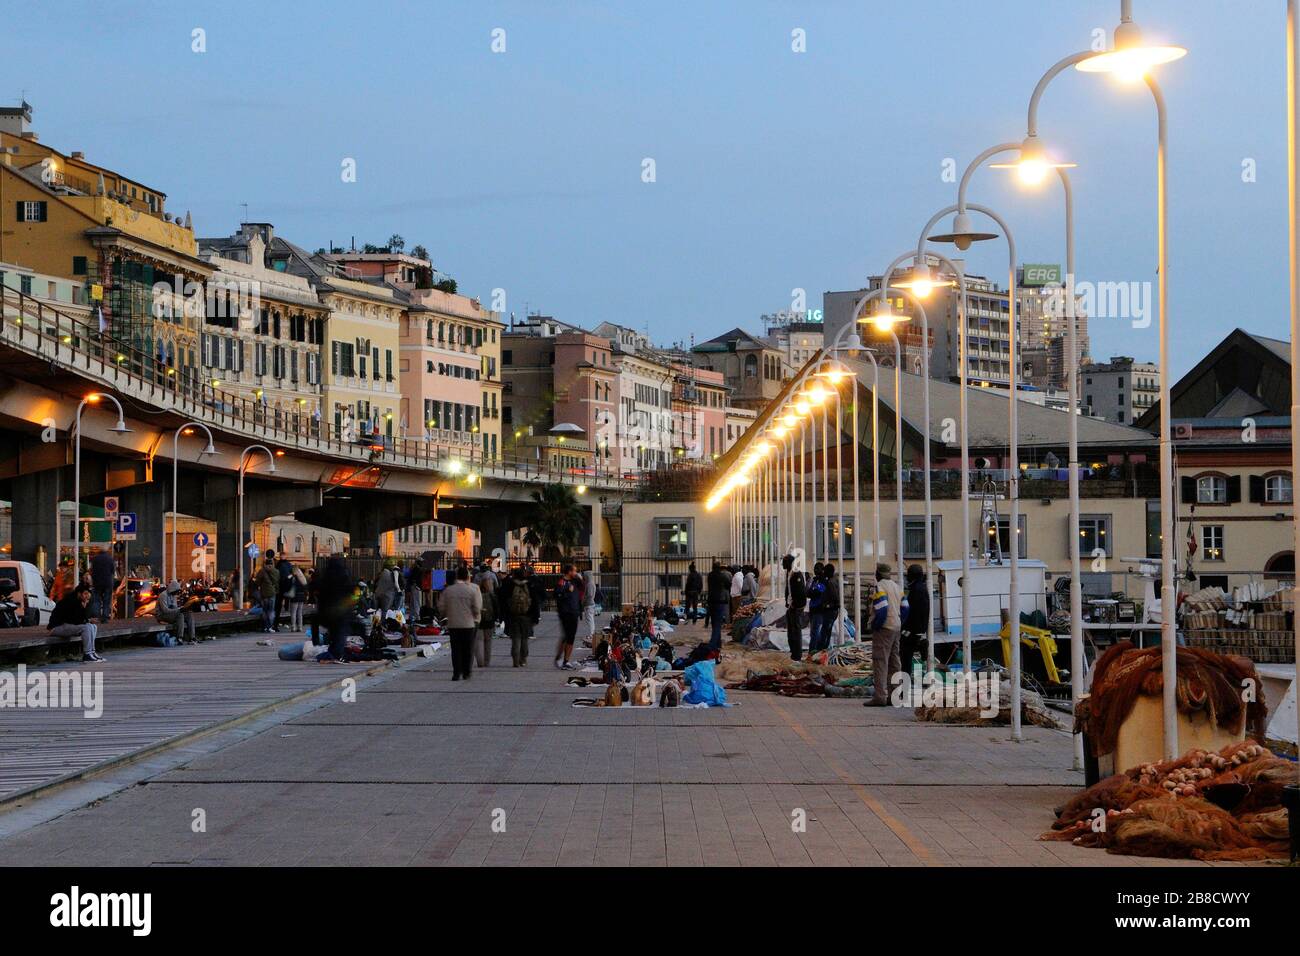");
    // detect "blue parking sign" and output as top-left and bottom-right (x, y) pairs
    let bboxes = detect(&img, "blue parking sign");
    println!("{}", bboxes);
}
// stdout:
(116, 512), (137, 540)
